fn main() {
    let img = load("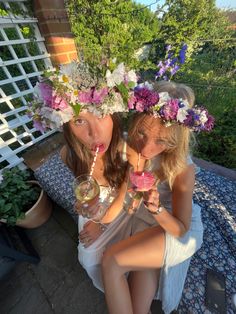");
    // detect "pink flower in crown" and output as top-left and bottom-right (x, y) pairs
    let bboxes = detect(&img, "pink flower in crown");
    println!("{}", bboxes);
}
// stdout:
(36, 82), (69, 110)
(162, 99), (179, 120)
(51, 91), (69, 110)
(135, 101), (145, 112)
(78, 87), (108, 105)
(128, 94), (136, 109)
(204, 115), (214, 131)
